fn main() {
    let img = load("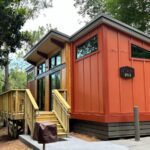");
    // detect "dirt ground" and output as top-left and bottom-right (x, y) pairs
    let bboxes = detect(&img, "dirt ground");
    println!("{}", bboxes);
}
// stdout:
(70, 132), (100, 142)
(0, 127), (32, 150)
